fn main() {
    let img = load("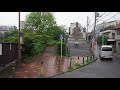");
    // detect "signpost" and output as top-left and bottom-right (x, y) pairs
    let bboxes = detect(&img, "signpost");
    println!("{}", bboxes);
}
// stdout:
(60, 34), (63, 58)
(0, 43), (2, 55)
